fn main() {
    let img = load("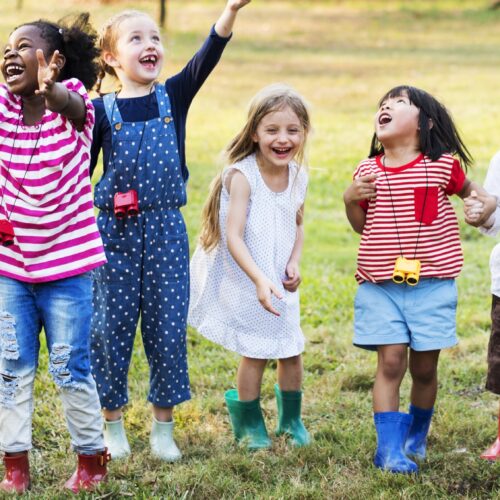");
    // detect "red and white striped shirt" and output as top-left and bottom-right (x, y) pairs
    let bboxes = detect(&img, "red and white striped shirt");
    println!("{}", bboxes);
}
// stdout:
(354, 153), (465, 283)
(0, 79), (106, 283)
